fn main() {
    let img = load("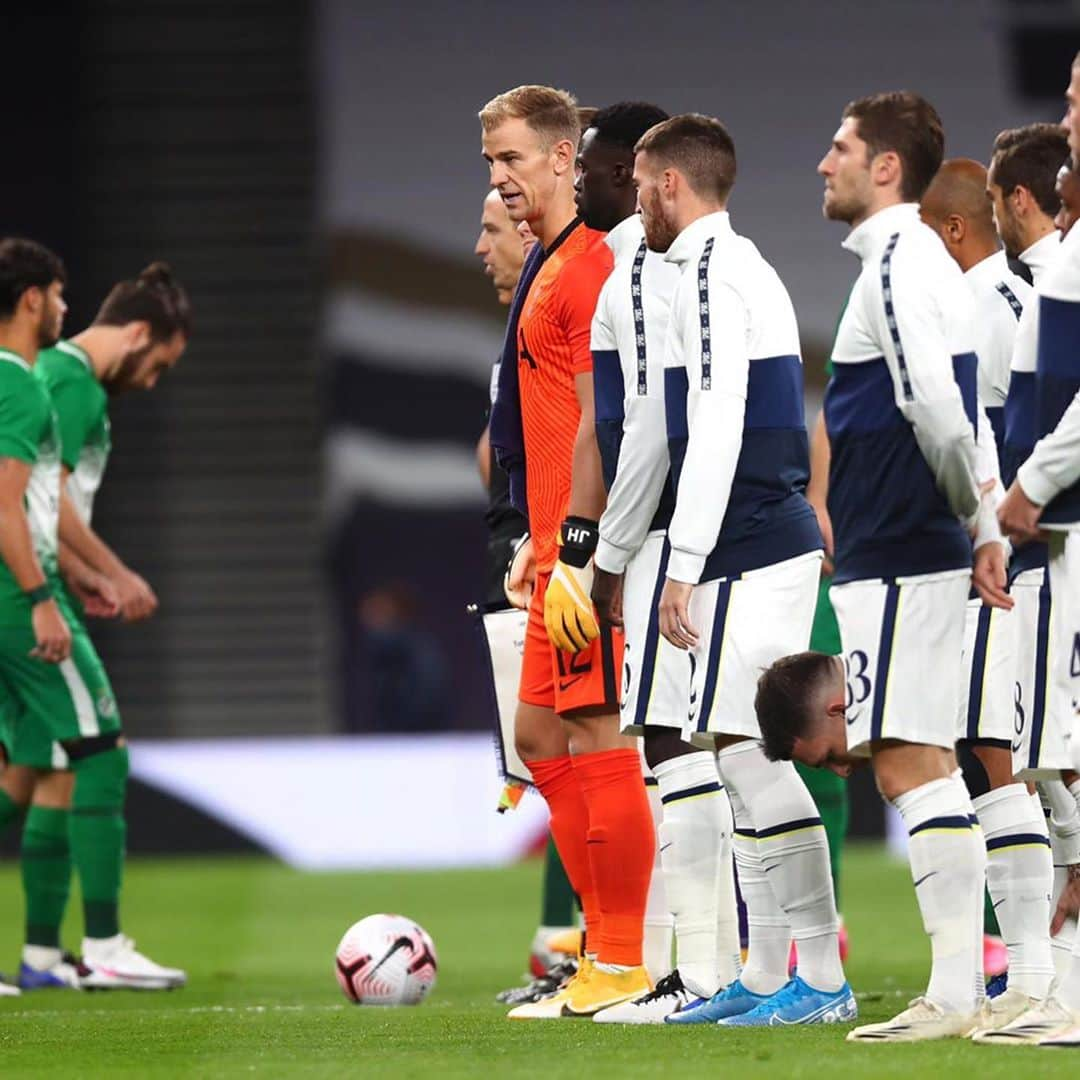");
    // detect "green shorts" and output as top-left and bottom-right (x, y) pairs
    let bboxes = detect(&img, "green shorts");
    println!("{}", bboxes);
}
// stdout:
(0, 597), (120, 770)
